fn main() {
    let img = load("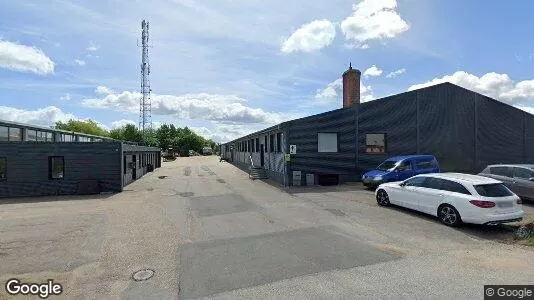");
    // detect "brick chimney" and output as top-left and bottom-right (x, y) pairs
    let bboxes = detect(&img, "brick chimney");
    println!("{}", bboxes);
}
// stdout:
(342, 63), (361, 108)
